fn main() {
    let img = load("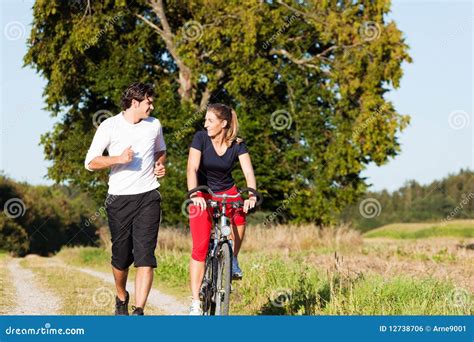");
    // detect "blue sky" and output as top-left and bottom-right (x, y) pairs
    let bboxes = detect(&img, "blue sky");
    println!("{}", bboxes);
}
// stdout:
(0, 0), (472, 192)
